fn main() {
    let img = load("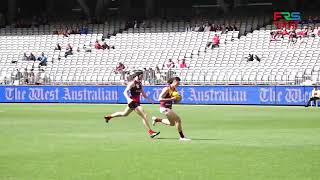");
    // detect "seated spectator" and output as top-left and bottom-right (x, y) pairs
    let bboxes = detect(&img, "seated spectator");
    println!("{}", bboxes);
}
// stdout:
(95, 40), (102, 49)
(270, 30), (282, 41)
(165, 59), (175, 69)
(289, 30), (298, 44)
(281, 28), (289, 37)
(226, 25), (233, 32)
(38, 52), (48, 66)
(115, 62), (125, 73)
(213, 34), (220, 47)
(198, 25), (205, 32)
(22, 53), (29, 61)
(63, 31), (69, 37)
(246, 54), (260, 62)
(54, 43), (62, 51)
(254, 55), (261, 62)
(179, 59), (188, 68)
(233, 24), (238, 31)
(29, 53), (36, 61)
(246, 54), (254, 62)
(80, 27), (88, 35)
(206, 34), (220, 49)
(193, 24), (200, 32)
(204, 23), (211, 32)
(102, 42), (115, 50)
(65, 44), (73, 58)
(83, 44), (92, 52)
